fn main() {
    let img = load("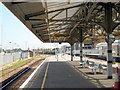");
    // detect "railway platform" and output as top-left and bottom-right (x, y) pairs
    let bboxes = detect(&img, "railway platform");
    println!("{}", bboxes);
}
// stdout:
(19, 54), (116, 89)
(61, 54), (115, 88)
(68, 61), (115, 88)
(1, 1), (120, 89)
